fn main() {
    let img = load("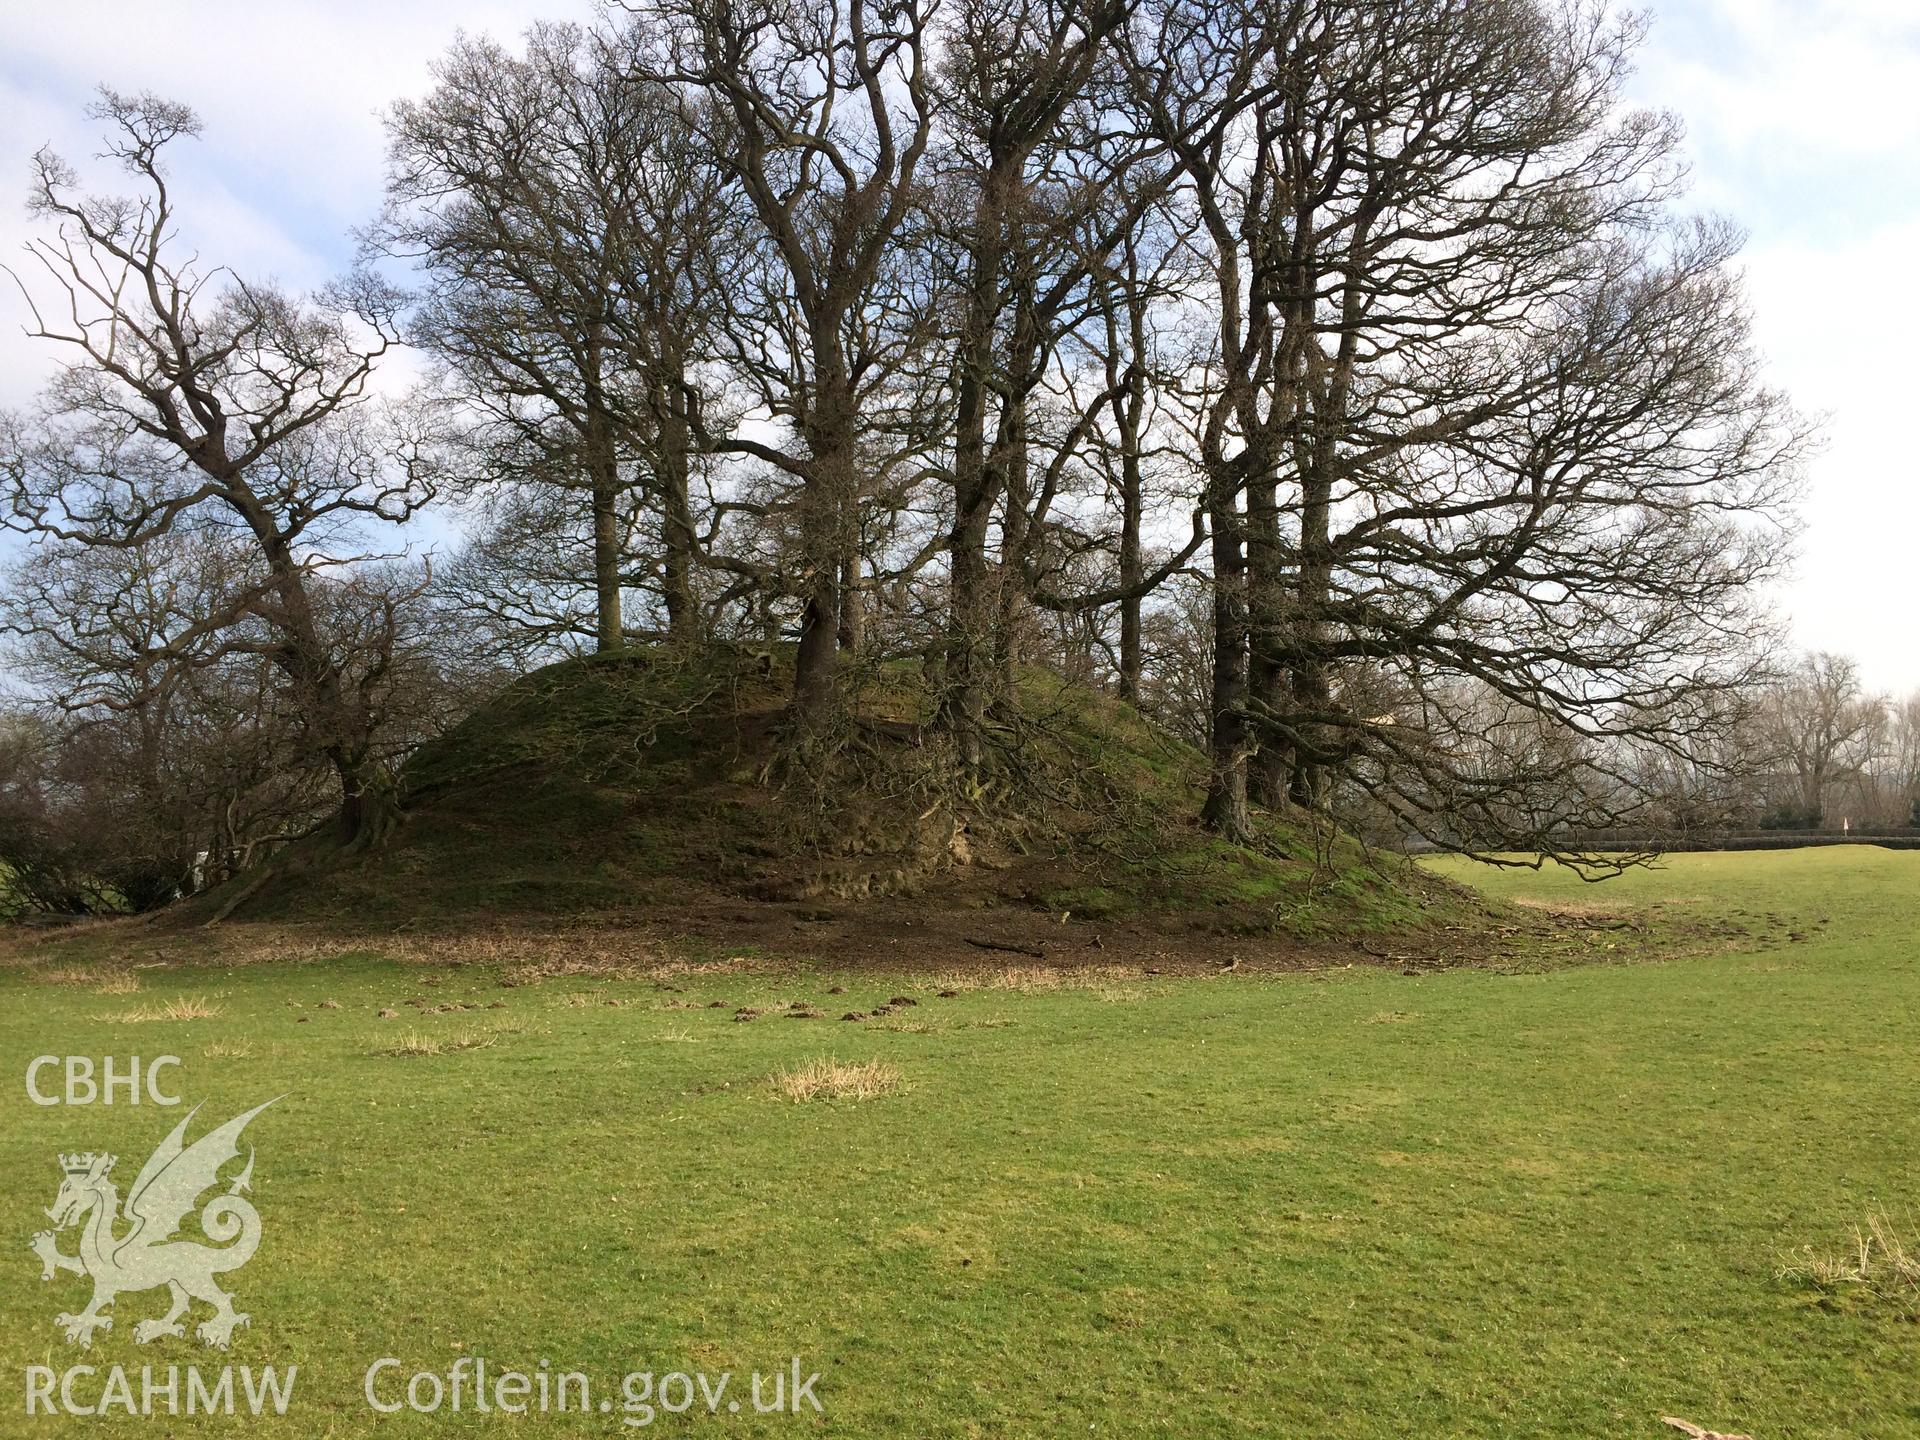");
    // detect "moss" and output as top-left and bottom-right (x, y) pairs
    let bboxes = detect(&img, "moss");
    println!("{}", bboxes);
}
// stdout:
(225, 646), (1465, 938)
